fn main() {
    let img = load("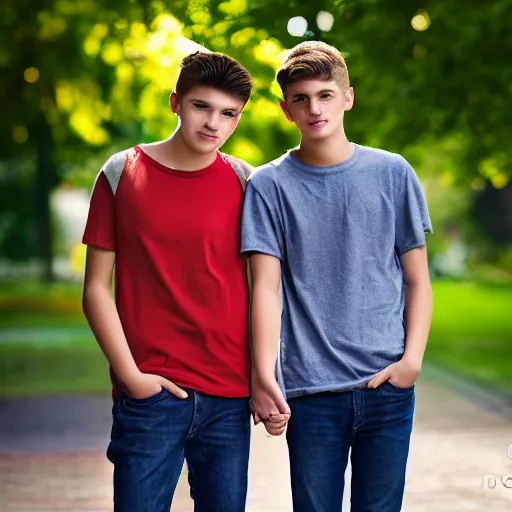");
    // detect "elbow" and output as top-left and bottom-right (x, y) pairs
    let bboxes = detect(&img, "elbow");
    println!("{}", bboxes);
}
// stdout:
(82, 282), (106, 318)
(404, 279), (433, 300)
(82, 285), (92, 318)
(252, 281), (281, 299)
